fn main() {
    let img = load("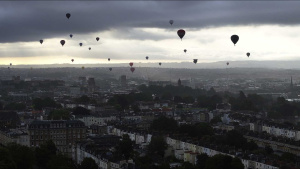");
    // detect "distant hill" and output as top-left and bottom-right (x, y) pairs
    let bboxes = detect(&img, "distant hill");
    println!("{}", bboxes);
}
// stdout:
(2, 60), (300, 69)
